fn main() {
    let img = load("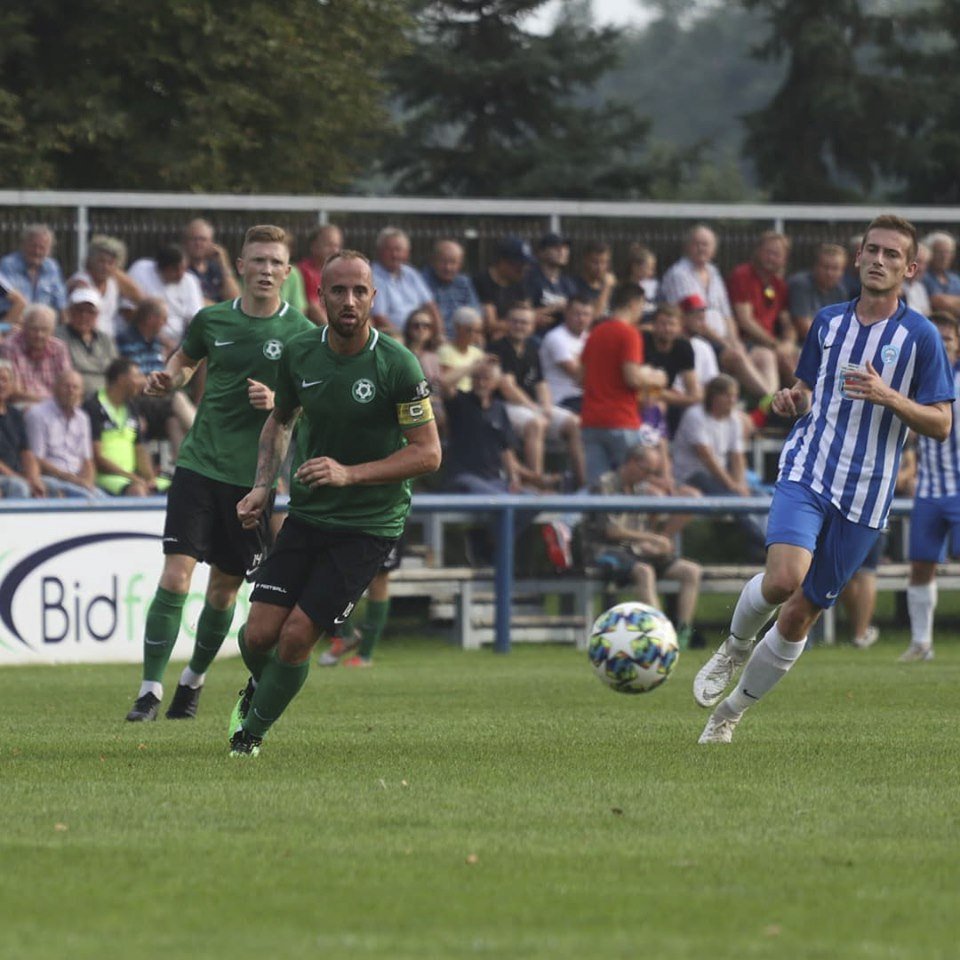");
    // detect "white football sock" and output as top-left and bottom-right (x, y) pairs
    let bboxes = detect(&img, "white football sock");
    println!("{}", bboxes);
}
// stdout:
(906, 582), (937, 650)
(179, 666), (205, 689)
(723, 623), (806, 715)
(138, 680), (162, 699)
(729, 574), (779, 648)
